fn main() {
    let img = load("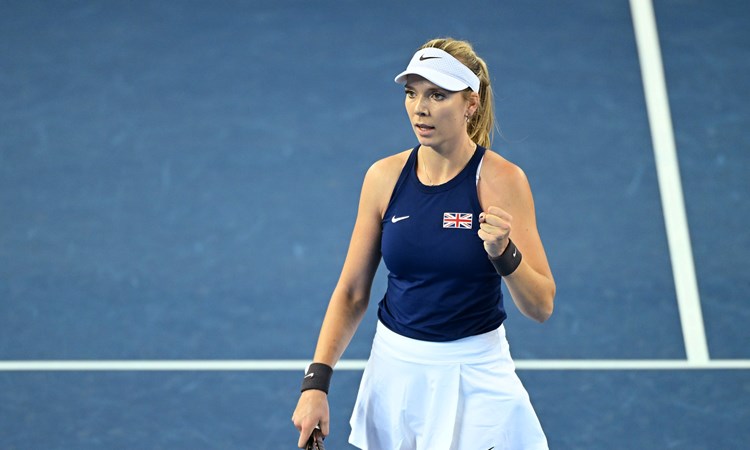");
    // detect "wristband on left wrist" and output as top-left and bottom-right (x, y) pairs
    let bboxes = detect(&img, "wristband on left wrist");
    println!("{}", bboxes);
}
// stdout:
(300, 362), (333, 394)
